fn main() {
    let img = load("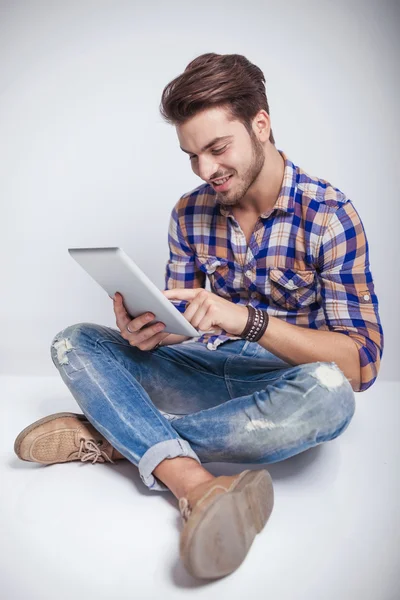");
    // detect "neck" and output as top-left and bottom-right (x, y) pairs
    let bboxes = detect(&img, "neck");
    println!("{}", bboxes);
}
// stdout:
(237, 145), (285, 216)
